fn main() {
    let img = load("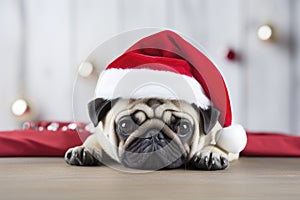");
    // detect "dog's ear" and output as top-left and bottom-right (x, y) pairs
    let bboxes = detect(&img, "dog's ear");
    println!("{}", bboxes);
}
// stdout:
(88, 98), (116, 127)
(197, 106), (220, 135)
